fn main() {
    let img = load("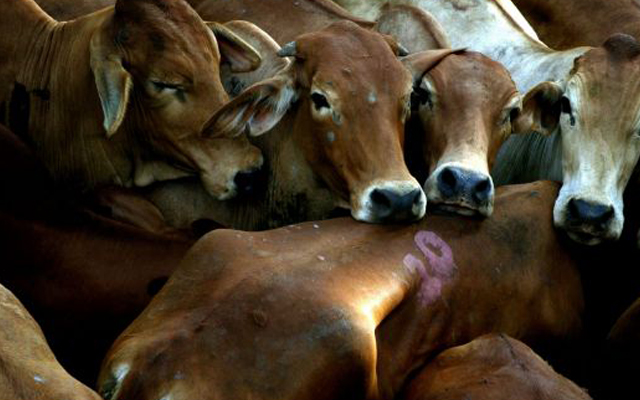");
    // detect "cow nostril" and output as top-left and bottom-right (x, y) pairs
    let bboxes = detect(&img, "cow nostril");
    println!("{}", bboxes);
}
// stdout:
(371, 188), (392, 210)
(410, 188), (423, 206)
(233, 168), (264, 196)
(439, 167), (458, 191)
(473, 177), (492, 203)
(567, 199), (614, 225)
